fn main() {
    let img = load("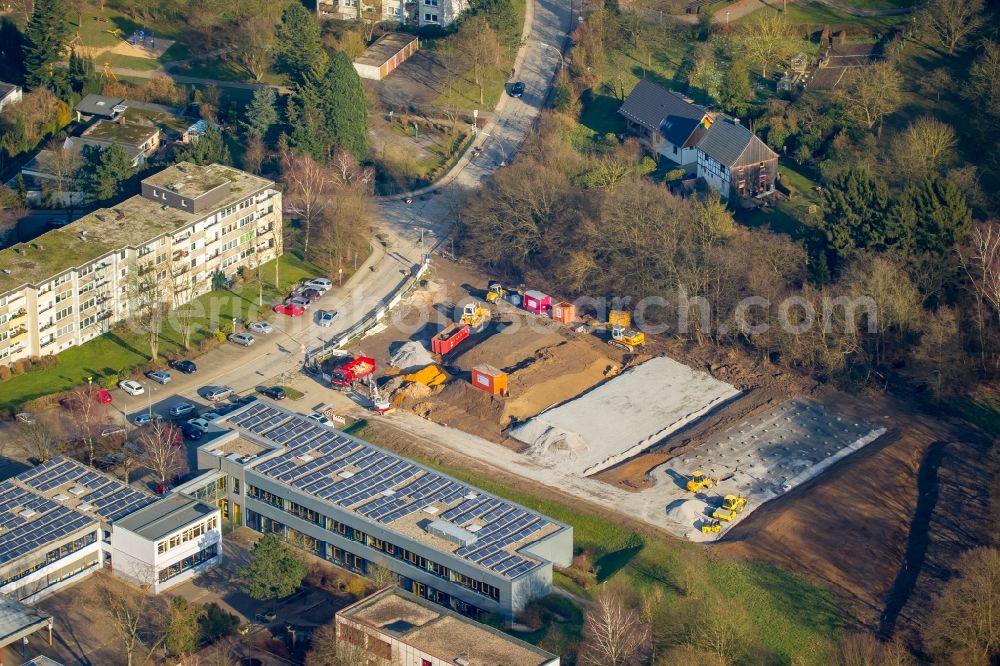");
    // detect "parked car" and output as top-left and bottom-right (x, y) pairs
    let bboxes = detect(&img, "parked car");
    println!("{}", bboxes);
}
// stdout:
(118, 380), (145, 396)
(229, 332), (255, 347)
(96, 389), (113, 404)
(203, 386), (233, 402)
(100, 424), (126, 437)
(146, 369), (172, 384)
(132, 413), (161, 427)
(303, 278), (332, 293)
(93, 456), (117, 471)
(273, 303), (304, 317)
(300, 288), (322, 302)
(509, 81), (525, 97)
(180, 422), (204, 441)
(307, 412), (333, 427)
(285, 296), (311, 310)
(169, 401), (197, 417)
(238, 394), (259, 406)
(169, 359), (197, 374)
(262, 386), (286, 400)
(316, 310), (337, 327)
(248, 321), (273, 334)
(186, 417), (211, 432)
(214, 402), (239, 416)
(201, 411), (223, 421)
